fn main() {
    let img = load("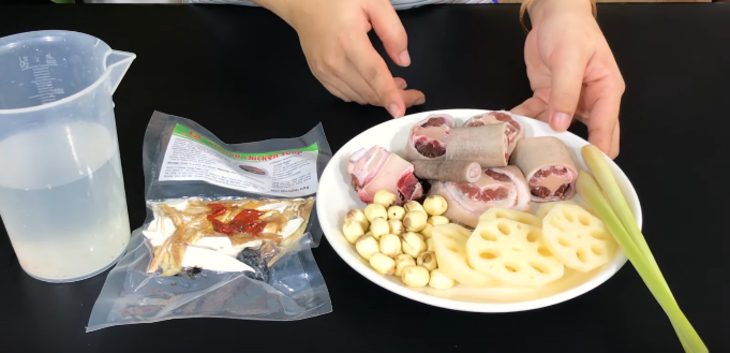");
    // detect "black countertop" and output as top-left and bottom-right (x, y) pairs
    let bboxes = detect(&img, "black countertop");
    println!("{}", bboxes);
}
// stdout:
(0, 3), (728, 353)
